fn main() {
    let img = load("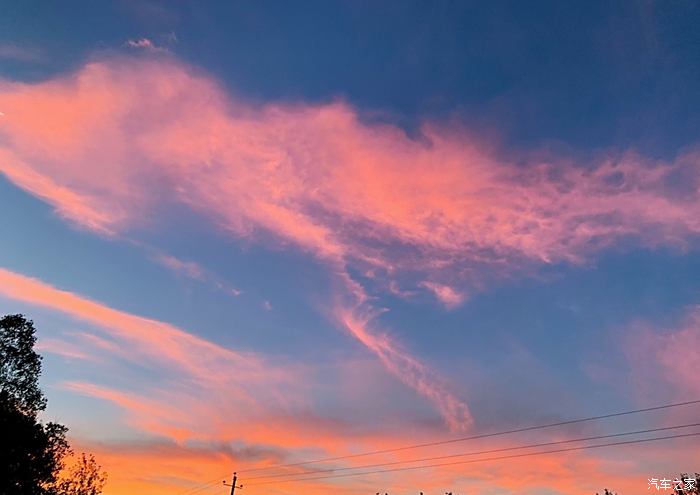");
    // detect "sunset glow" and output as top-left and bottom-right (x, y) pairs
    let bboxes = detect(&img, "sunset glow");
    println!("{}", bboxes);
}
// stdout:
(1, 2), (699, 494)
